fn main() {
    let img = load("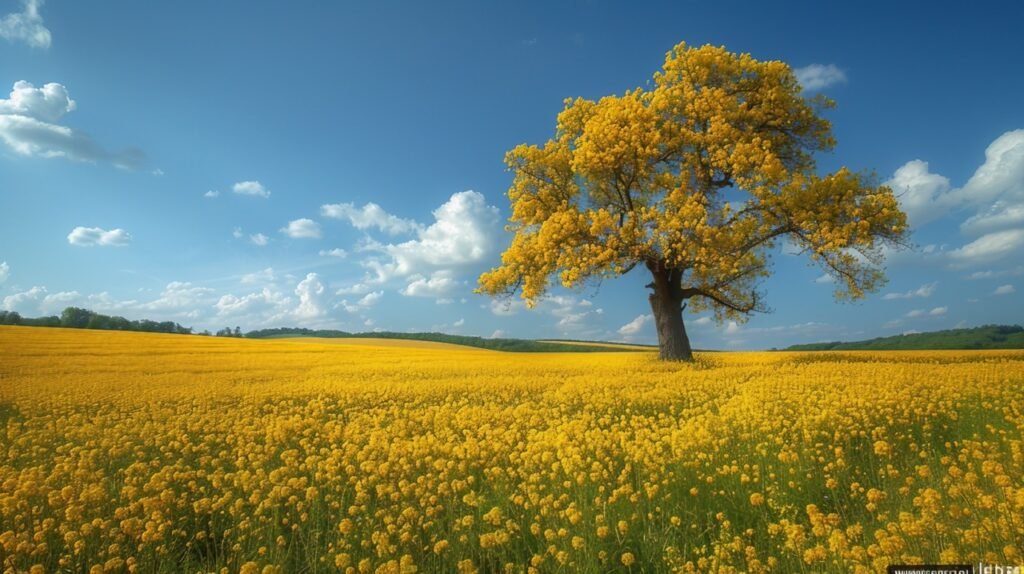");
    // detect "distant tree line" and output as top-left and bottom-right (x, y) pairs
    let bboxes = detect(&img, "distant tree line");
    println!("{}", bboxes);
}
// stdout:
(244, 327), (637, 353)
(781, 324), (1024, 351)
(0, 307), (195, 335)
